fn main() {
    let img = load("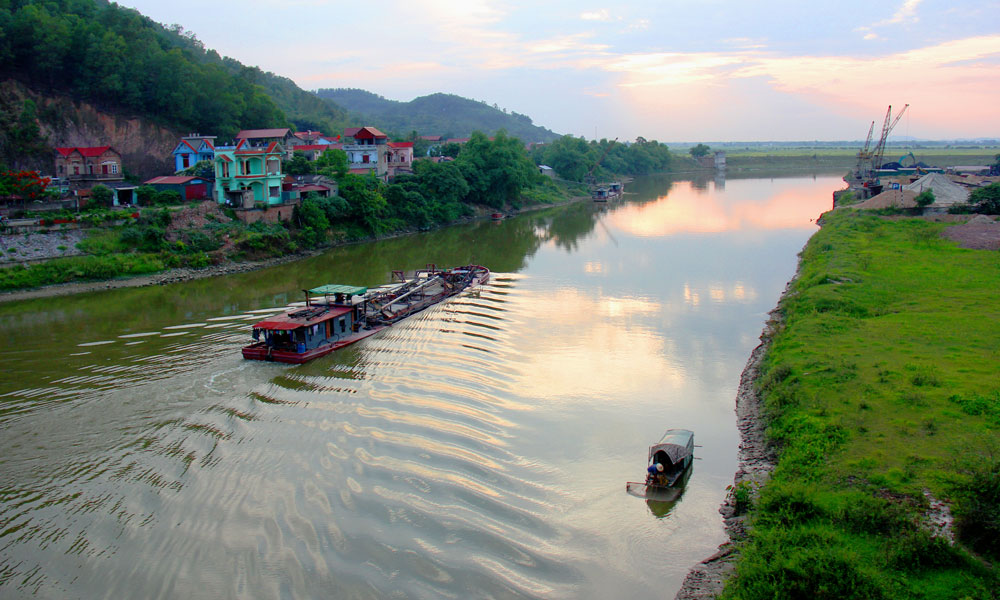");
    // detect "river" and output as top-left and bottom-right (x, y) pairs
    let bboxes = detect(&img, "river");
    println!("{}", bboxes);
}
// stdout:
(0, 173), (838, 599)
